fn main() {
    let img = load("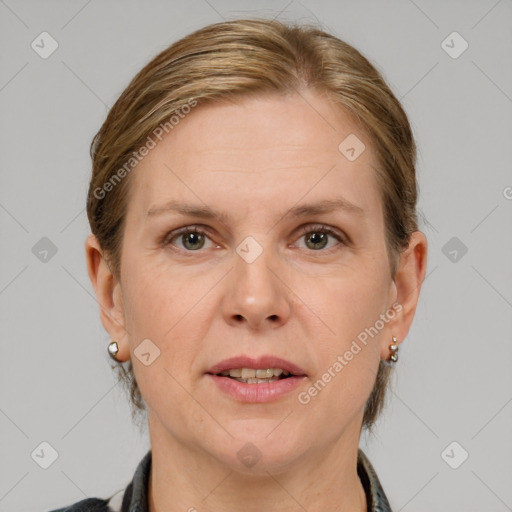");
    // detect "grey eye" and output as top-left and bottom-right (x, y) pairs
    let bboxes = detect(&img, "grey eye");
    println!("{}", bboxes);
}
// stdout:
(181, 232), (206, 250)
(304, 232), (329, 250)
